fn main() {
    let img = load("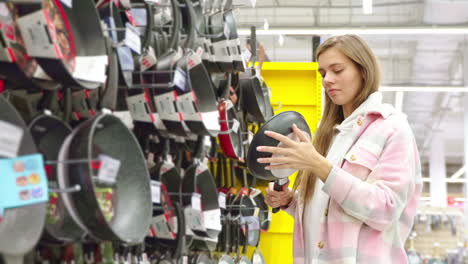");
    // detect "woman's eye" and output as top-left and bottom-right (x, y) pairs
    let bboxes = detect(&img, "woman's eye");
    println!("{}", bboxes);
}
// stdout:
(334, 69), (343, 74)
